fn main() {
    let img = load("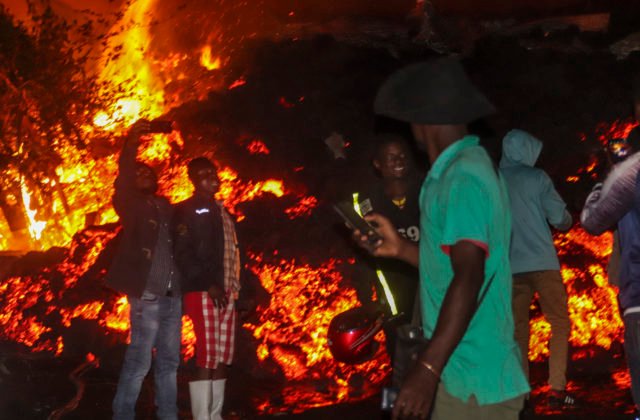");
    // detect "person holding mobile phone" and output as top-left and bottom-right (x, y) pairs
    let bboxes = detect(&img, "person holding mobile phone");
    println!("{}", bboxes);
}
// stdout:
(354, 57), (529, 420)
(172, 157), (241, 420)
(106, 119), (182, 420)
(347, 132), (422, 363)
